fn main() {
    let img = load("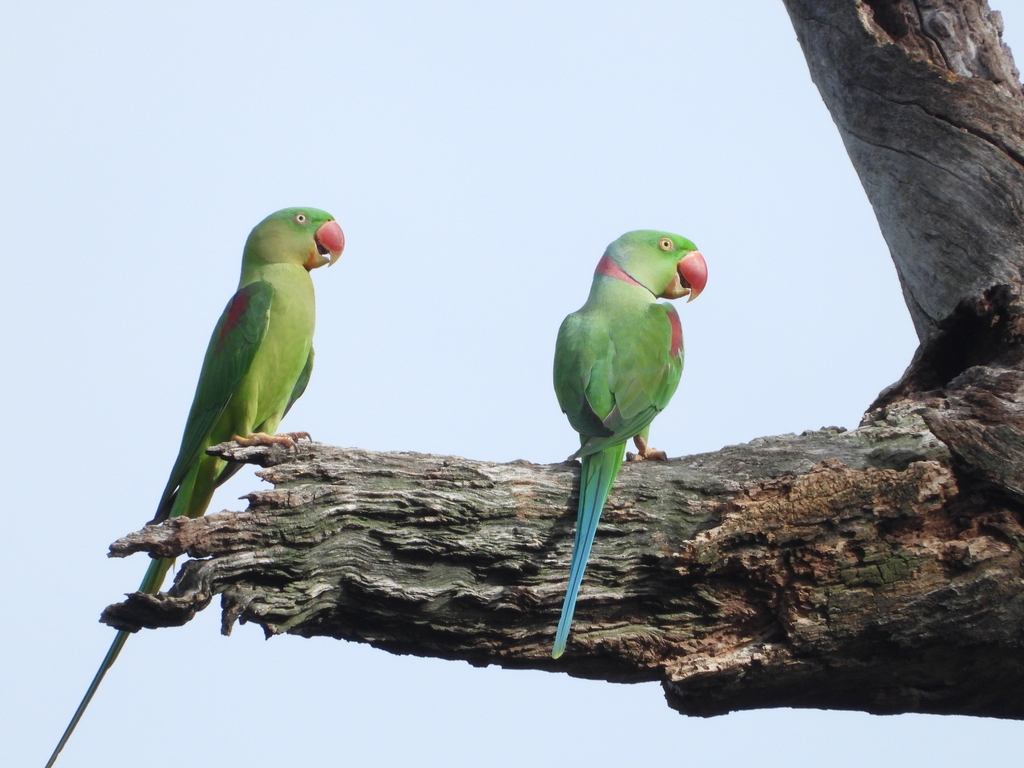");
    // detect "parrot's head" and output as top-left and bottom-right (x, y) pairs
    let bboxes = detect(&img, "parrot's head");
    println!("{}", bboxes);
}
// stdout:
(607, 230), (707, 302)
(244, 207), (346, 271)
